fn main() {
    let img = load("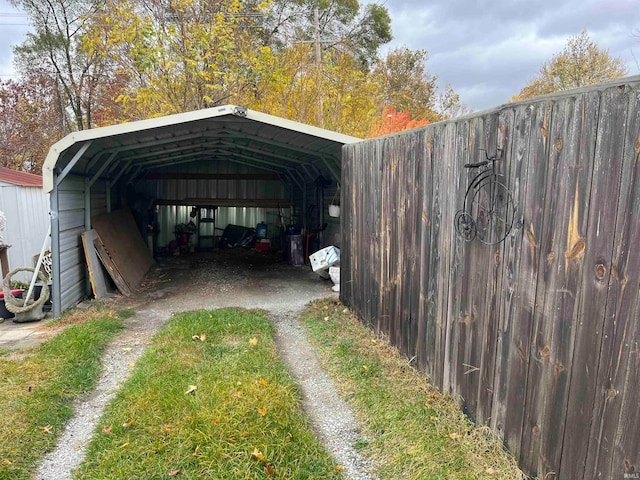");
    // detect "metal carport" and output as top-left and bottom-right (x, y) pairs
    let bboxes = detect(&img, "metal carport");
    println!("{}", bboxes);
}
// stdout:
(42, 105), (360, 317)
